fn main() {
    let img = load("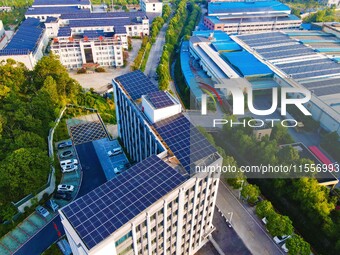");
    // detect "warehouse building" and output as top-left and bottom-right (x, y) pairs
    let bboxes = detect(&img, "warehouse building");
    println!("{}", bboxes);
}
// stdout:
(233, 31), (340, 135)
(204, 1), (301, 34)
(0, 18), (48, 70)
(59, 70), (222, 255)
